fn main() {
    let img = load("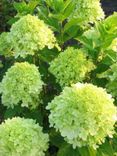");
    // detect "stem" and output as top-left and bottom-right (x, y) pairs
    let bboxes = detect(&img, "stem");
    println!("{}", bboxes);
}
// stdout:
(88, 147), (97, 156)
(33, 55), (36, 65)
(33, 52), (39, 66)
(59, 21), (64, 50)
